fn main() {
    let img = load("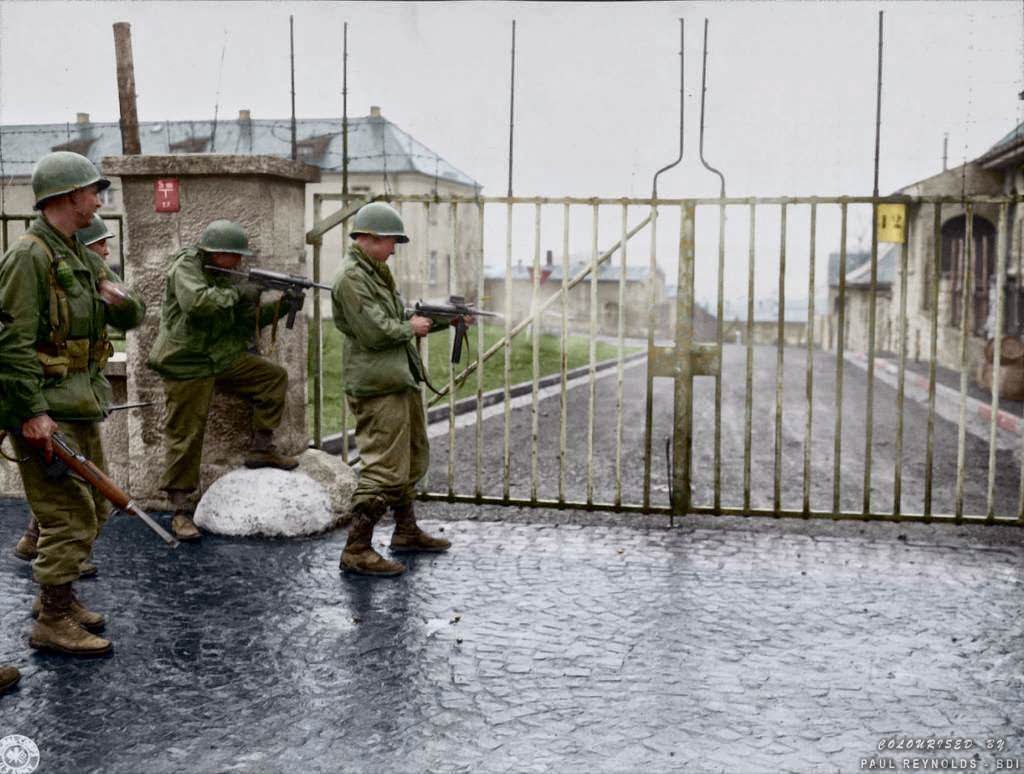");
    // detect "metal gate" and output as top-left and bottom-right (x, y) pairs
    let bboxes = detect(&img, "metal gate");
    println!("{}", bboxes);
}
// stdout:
(307, 192), (1024, 526)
